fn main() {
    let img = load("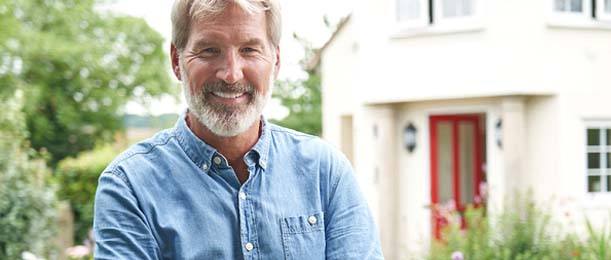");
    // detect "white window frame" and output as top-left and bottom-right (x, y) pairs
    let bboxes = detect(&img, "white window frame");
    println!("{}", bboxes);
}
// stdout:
(585, 122), (611, 194)
(392, 0), (484, 36)
(549, 0), (592, 23)
(596, 0), (611, 22)
(547, 0), (611, 28)
(394, 0), (430, 29)
(433, 0), (482, 28)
